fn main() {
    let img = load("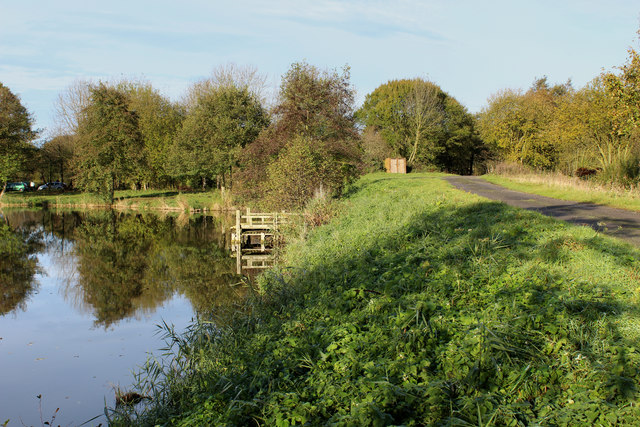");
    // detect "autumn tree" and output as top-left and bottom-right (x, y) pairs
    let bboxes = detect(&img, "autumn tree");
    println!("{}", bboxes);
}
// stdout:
(545, 77), (623, 174)
(477, 77), (572, 170)
(358, 78), (482, 173)
(605, 43), (640, 136)
(0, 82), (37, 195)
(74, 83), (144, 203)
(237, 62), (361, 209)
